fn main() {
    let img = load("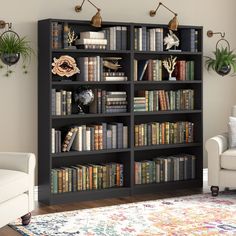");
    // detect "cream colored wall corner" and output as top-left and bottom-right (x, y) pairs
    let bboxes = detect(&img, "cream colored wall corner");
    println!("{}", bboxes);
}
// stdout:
(0, 0), (235, 180)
